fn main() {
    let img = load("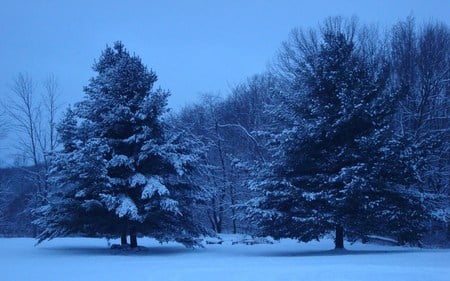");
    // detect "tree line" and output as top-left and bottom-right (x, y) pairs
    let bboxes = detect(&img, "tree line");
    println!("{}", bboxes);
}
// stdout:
(0, 16), (448, 248)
